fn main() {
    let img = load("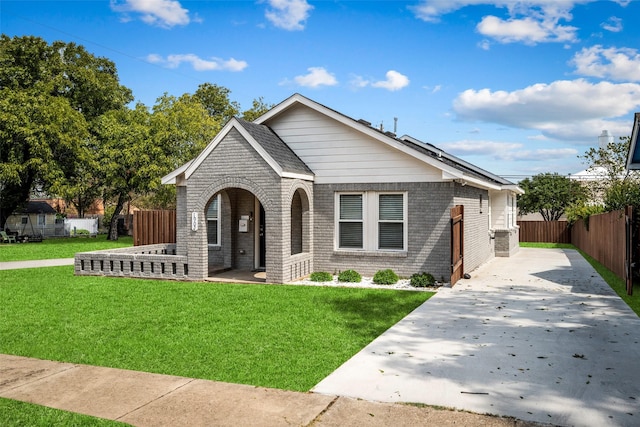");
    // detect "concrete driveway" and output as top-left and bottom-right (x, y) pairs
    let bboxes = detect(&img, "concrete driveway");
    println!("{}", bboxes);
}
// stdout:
(313, 248), (640, 427)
